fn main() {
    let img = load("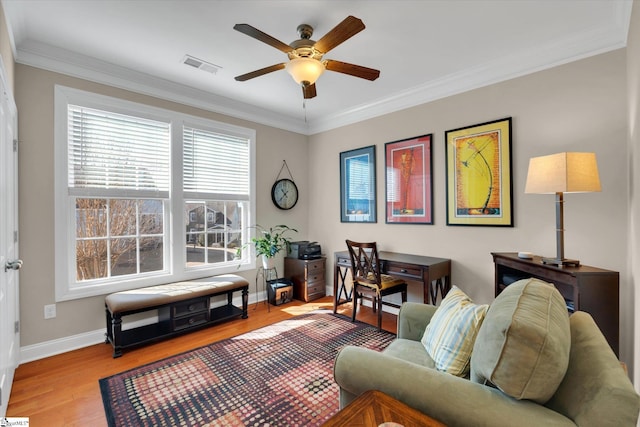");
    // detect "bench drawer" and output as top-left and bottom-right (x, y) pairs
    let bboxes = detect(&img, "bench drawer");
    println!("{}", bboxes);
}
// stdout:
(172, 297), (209, 318)
(173, 312), (209, 331)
